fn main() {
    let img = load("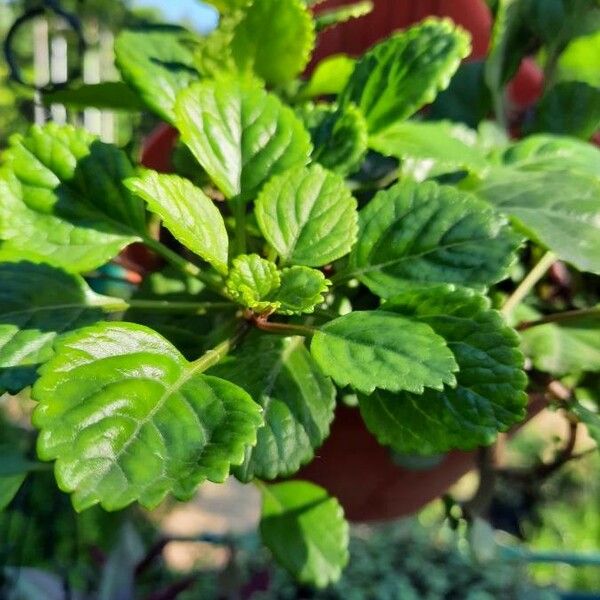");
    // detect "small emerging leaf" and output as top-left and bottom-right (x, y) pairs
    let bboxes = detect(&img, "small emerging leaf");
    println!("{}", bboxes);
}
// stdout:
(259, 481), (349, 588)
(274, 267), (330, 315)
(226, 254), (280, 312)
(299, 54), (356, 99)
(311, 311), (458, 394)
(32, 322), (263, 511)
